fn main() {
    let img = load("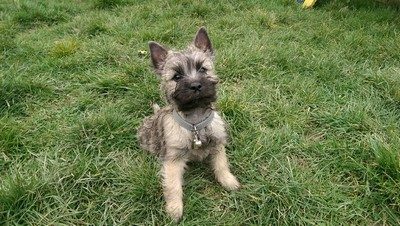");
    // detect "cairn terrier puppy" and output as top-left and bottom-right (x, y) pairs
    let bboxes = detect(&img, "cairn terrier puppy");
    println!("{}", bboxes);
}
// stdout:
(138, 27), (240, 221)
